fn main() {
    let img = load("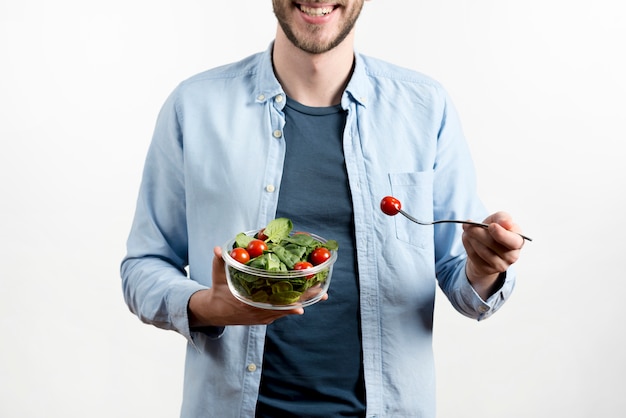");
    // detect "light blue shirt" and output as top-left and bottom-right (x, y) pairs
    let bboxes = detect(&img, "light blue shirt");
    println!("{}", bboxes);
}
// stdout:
(121, 44), (515, 418)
